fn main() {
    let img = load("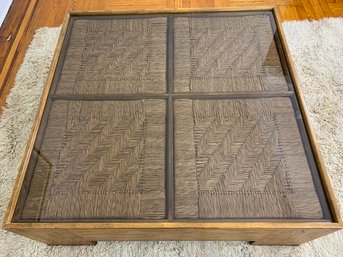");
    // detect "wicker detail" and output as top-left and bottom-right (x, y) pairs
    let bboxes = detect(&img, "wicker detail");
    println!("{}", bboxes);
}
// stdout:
(174, 15), (288, 92)
(14, 14), (326, 222)
(21, 100), (166, 220)
(175, 98), (323, 219)
(56, 18), (167, 95)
